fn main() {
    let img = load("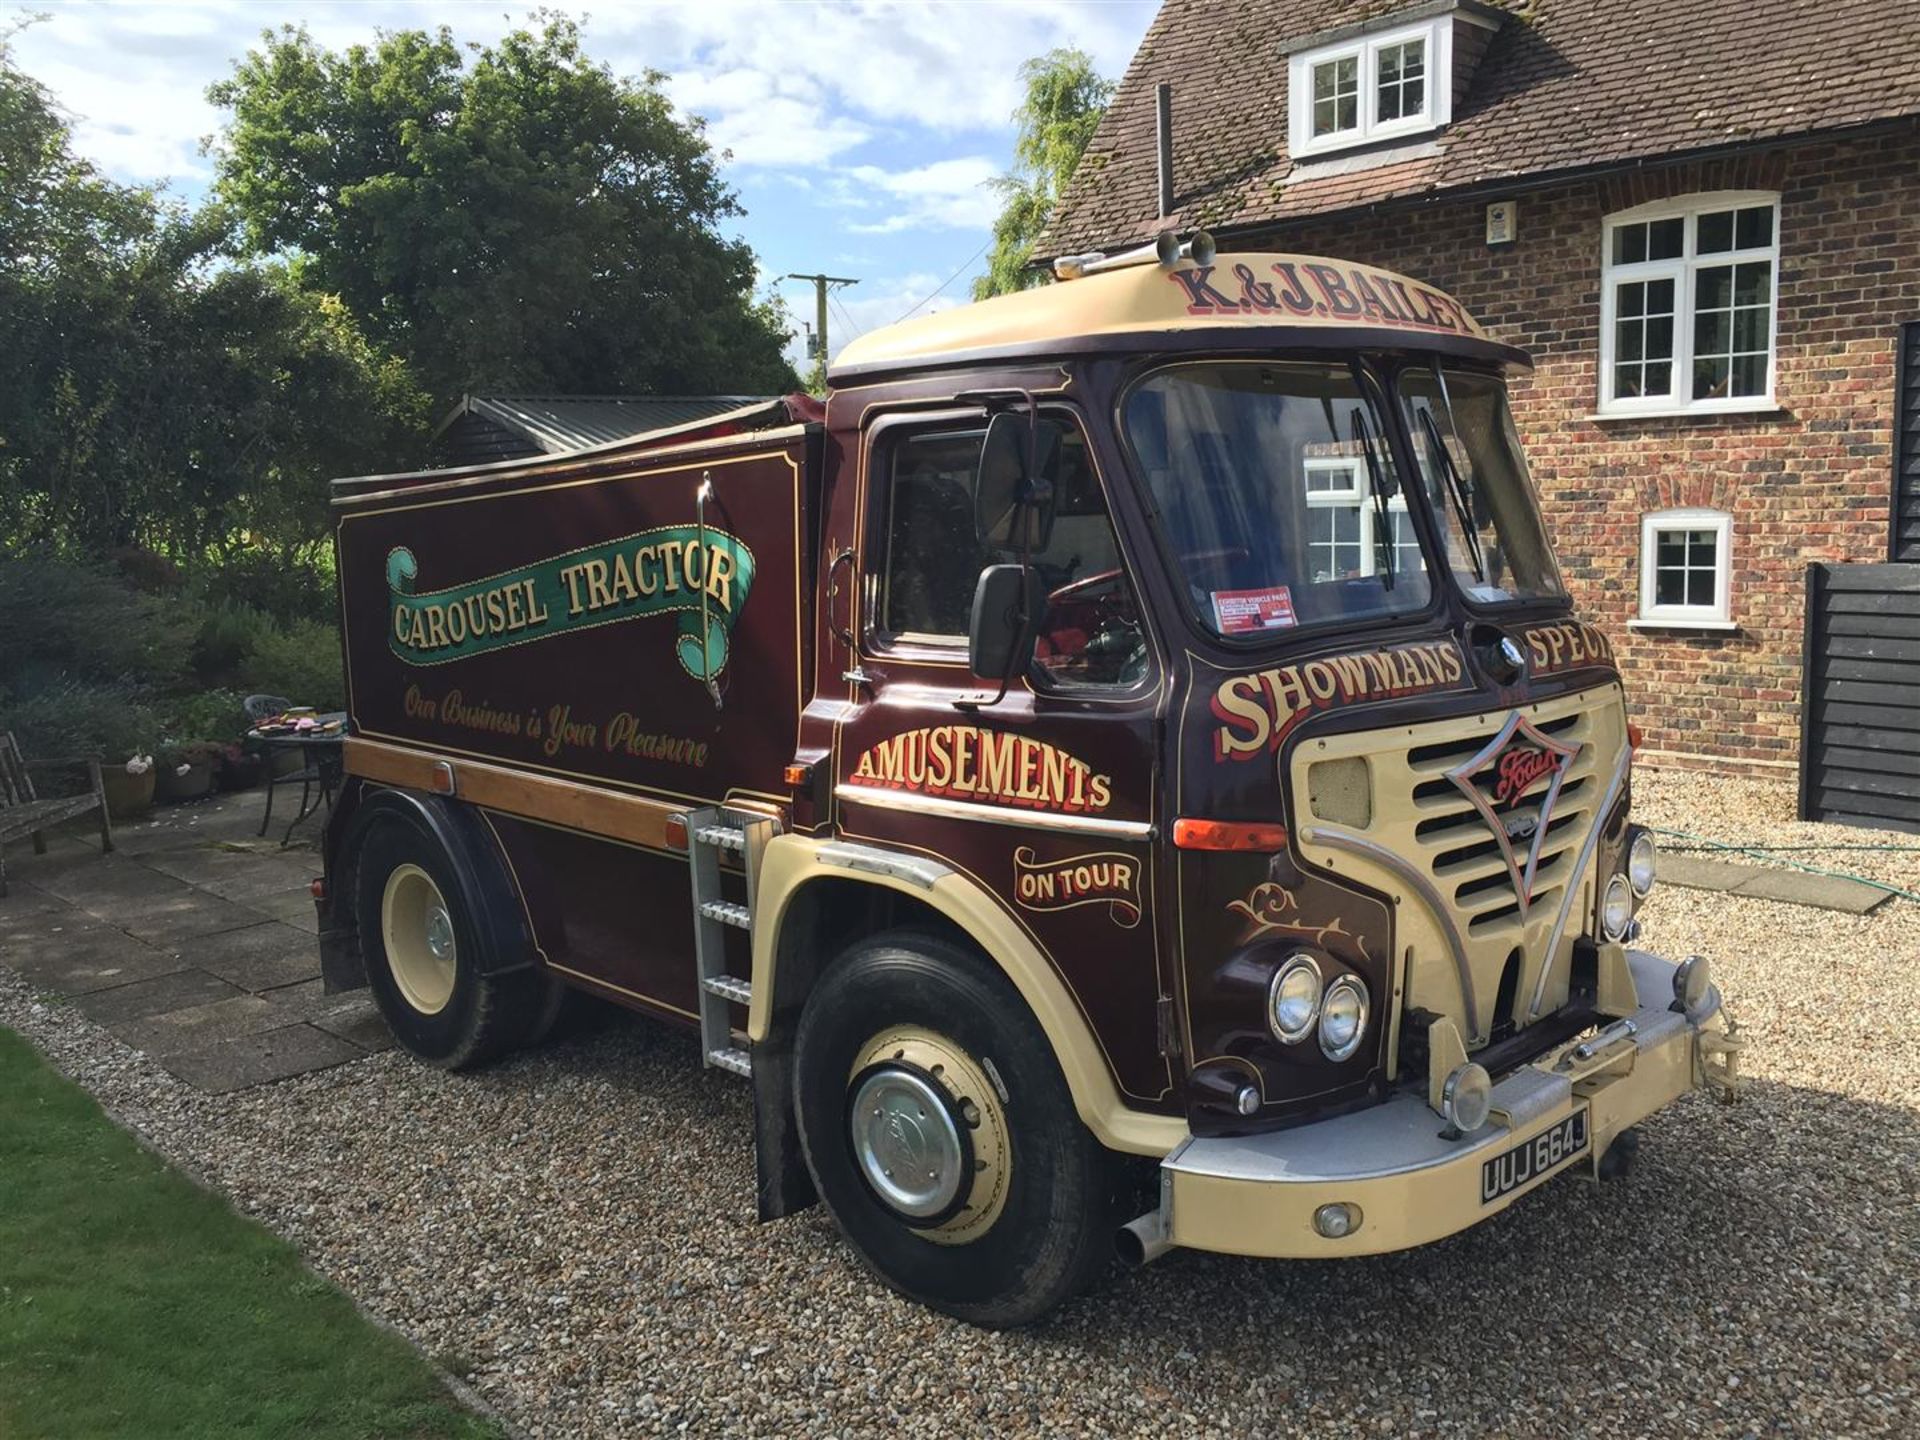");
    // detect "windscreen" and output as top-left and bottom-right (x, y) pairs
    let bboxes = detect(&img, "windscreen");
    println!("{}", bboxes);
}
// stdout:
(1396, 366), (1565, 606)
(1123, 362), (1432, 638)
